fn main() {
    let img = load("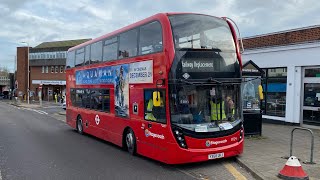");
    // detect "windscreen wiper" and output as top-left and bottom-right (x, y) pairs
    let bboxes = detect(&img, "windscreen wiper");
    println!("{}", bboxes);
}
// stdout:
(177, 79), (196, 85)
(207, 77), (223, 84)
